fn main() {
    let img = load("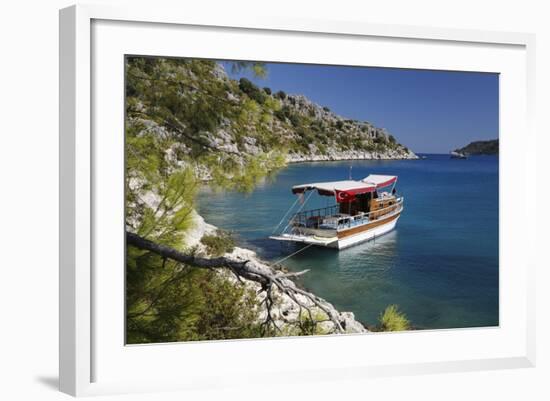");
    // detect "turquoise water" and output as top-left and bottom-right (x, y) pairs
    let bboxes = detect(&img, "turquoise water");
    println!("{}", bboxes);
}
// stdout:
(197, 155), (499, 330)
